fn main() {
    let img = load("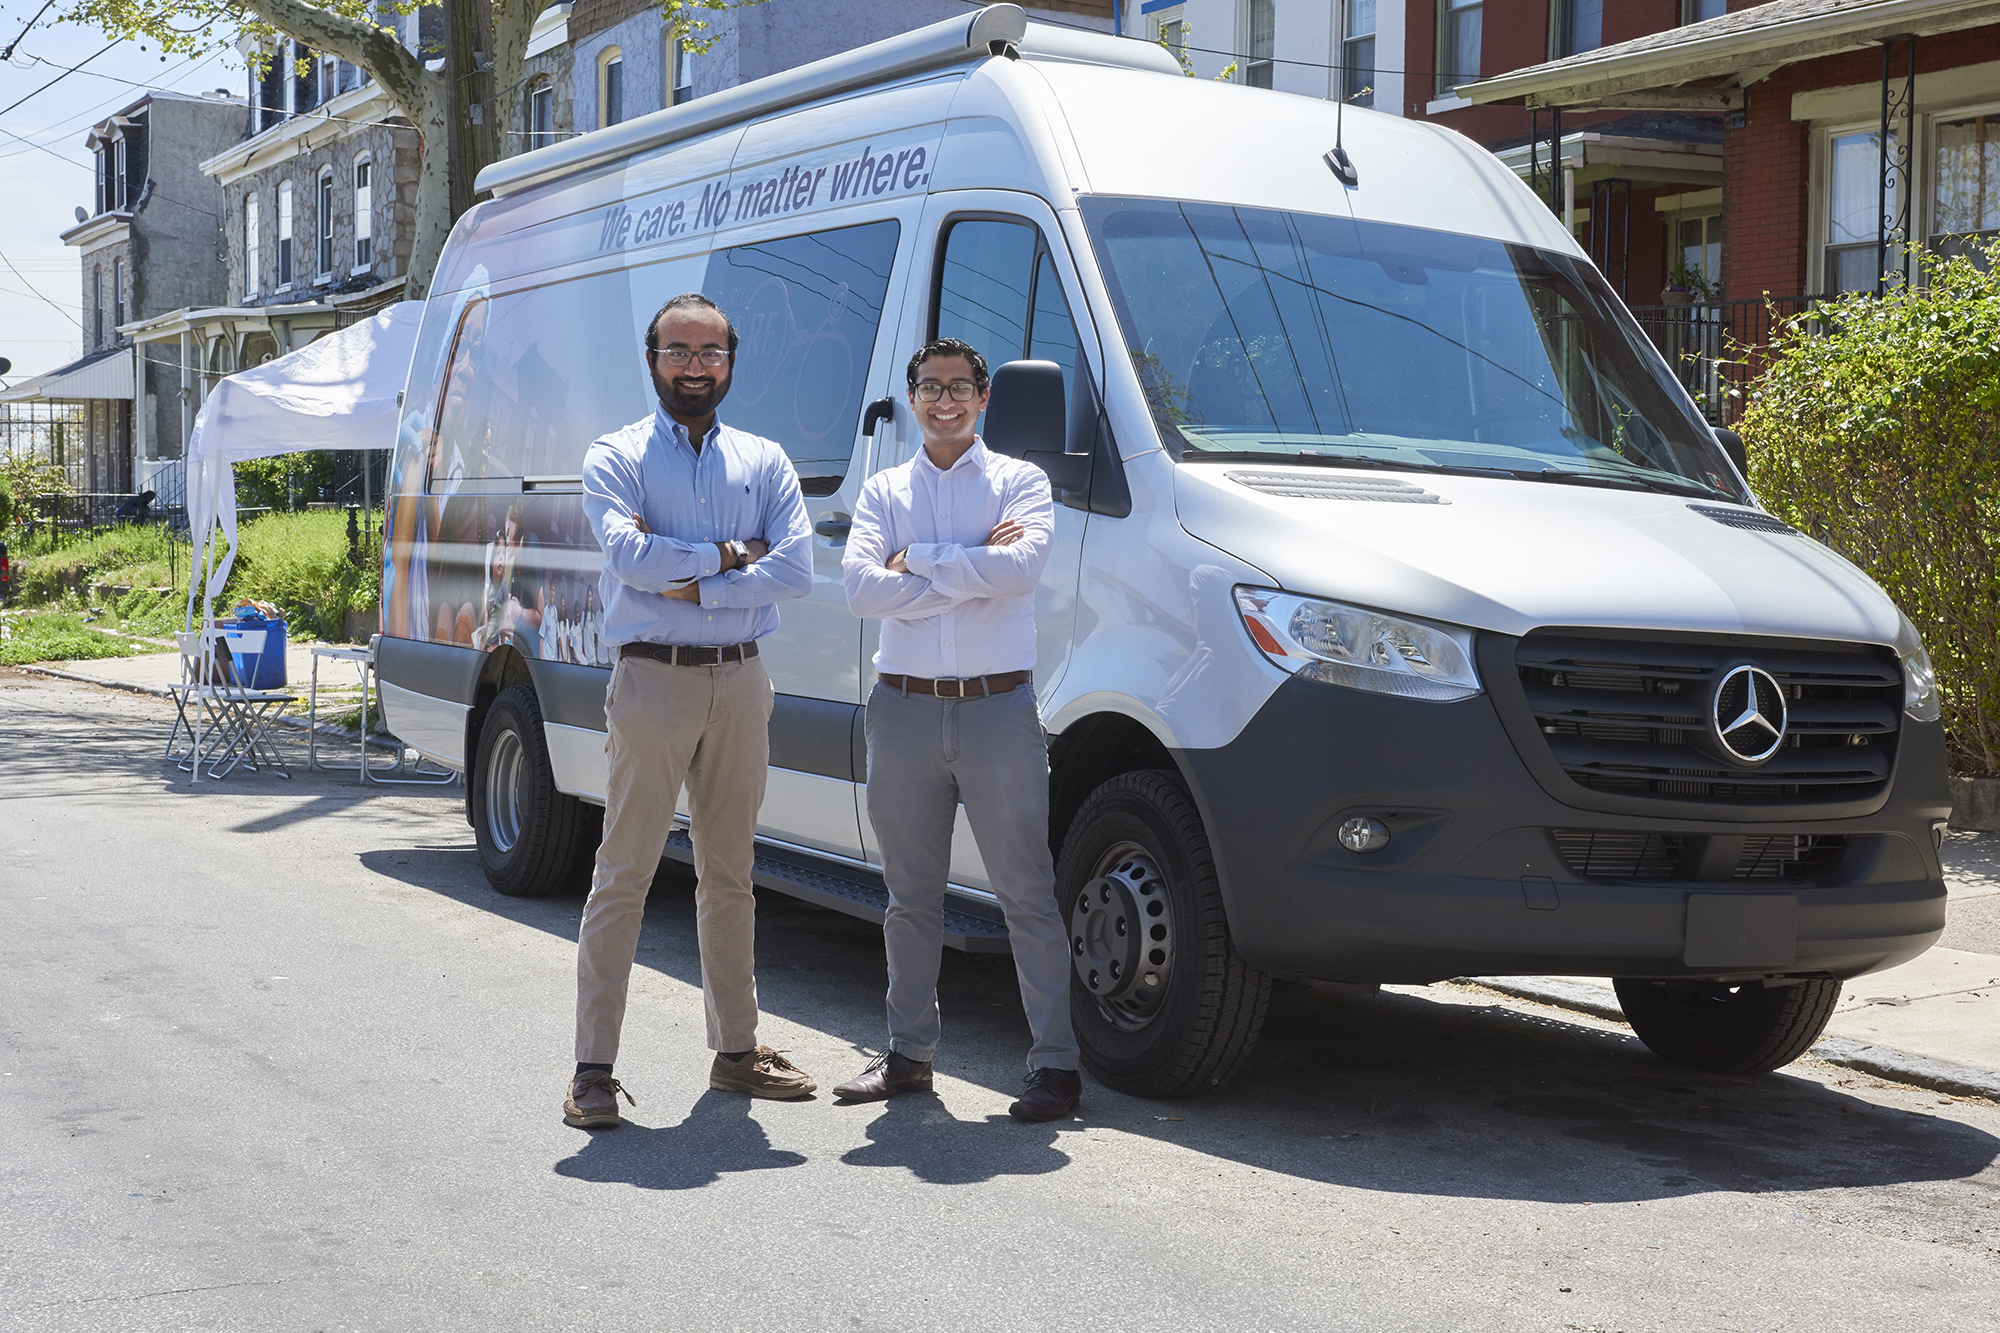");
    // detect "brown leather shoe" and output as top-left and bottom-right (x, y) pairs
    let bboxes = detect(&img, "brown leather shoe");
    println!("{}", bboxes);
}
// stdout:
(1008, 1067), (1082, 1123)
(564, 1072), (635, 1128)
(708, 1047), (817, 1099)
(832, 1051), (934, 1102)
